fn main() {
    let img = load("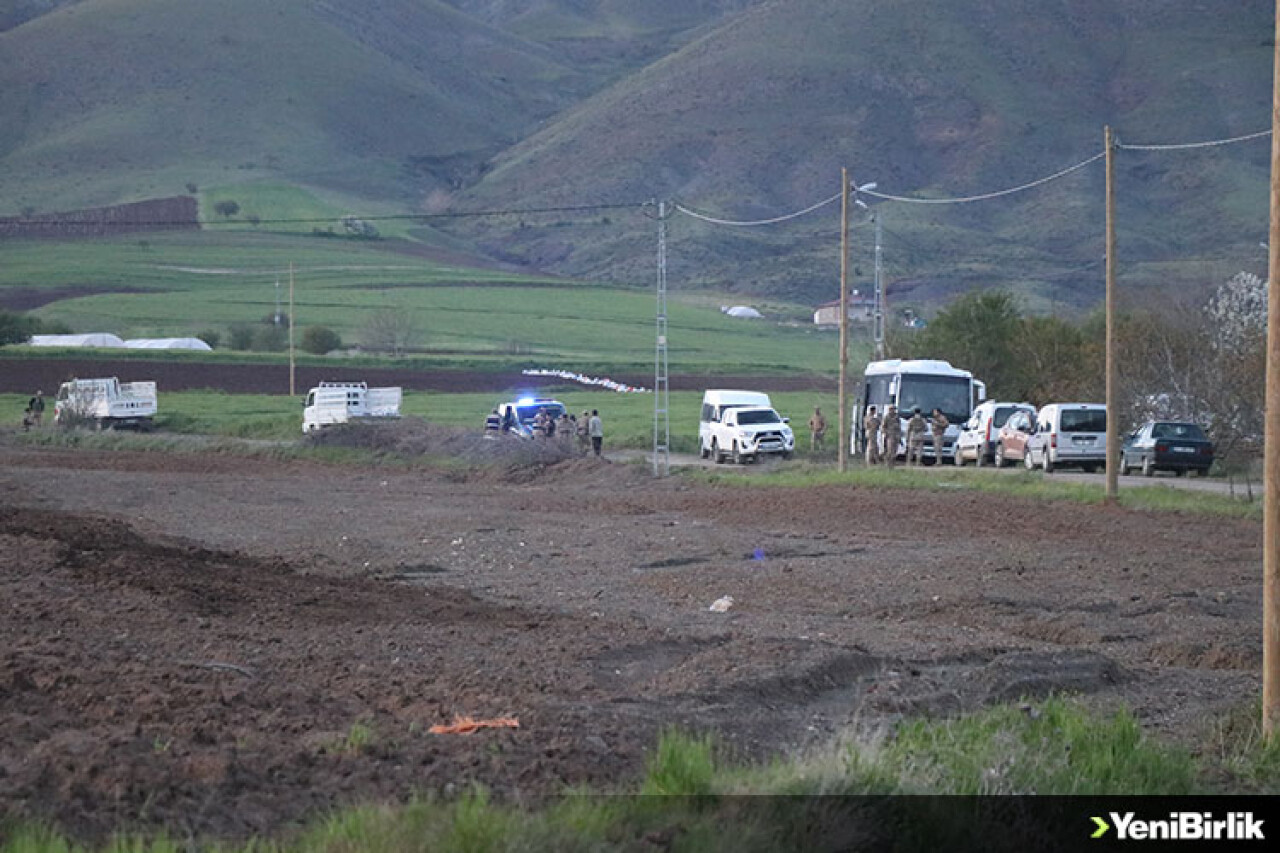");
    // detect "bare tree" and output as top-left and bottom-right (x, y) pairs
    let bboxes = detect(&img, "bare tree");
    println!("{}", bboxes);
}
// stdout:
(362, 306), (421, 356)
